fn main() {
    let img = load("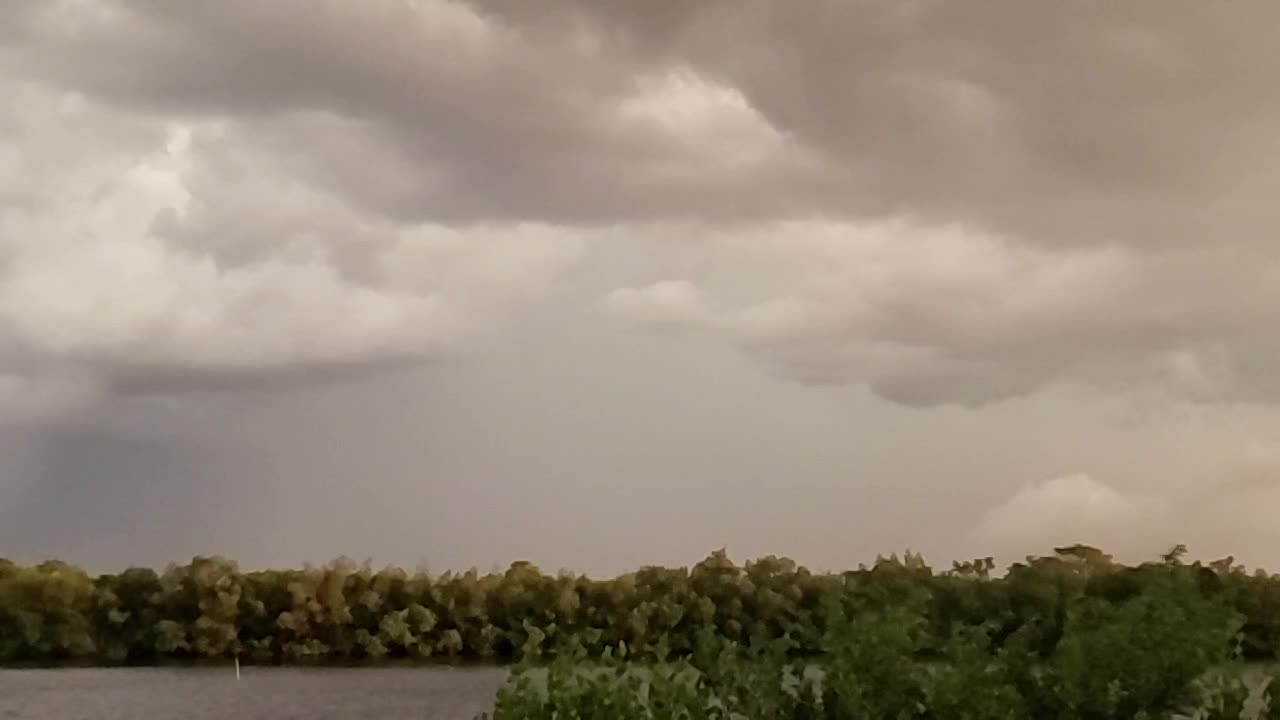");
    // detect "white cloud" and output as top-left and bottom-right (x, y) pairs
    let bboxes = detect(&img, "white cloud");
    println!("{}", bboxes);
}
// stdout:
(615, 68), (817, 179)
(971, 474), (1172, 562)
(0, 80), (586, 420)
(972, 463), (1280, 567)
